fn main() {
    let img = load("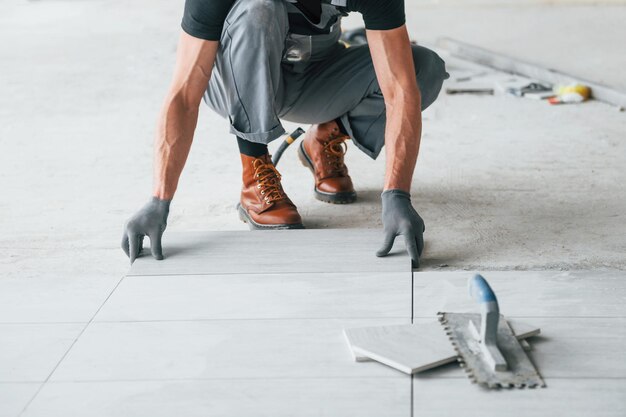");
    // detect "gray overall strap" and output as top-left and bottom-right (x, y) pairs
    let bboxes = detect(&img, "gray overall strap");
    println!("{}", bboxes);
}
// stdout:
(282, 0), (344, 65)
